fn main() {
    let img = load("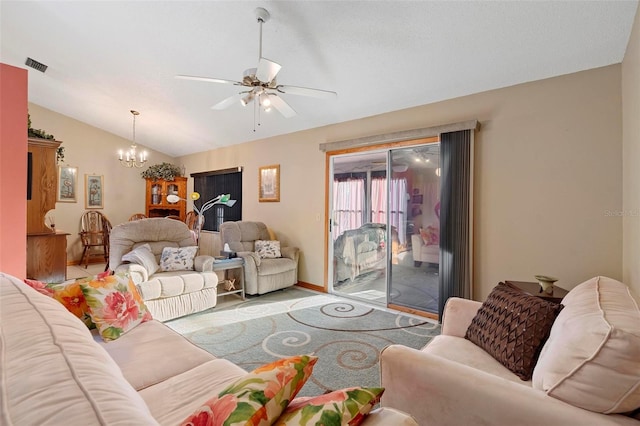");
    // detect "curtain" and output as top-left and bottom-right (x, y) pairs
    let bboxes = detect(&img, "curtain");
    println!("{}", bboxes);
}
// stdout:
(438, 129), (472, 318)
(332, 177), (365, 239)
(371, 176), (407, 245)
